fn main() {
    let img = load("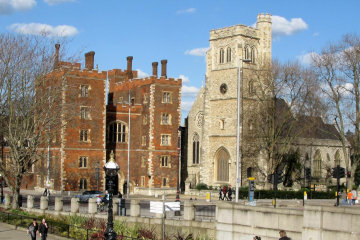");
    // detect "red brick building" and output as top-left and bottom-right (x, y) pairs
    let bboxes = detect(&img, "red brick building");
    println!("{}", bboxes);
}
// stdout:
(107, 58), (182, 195)
(18, 45), (181, 194)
